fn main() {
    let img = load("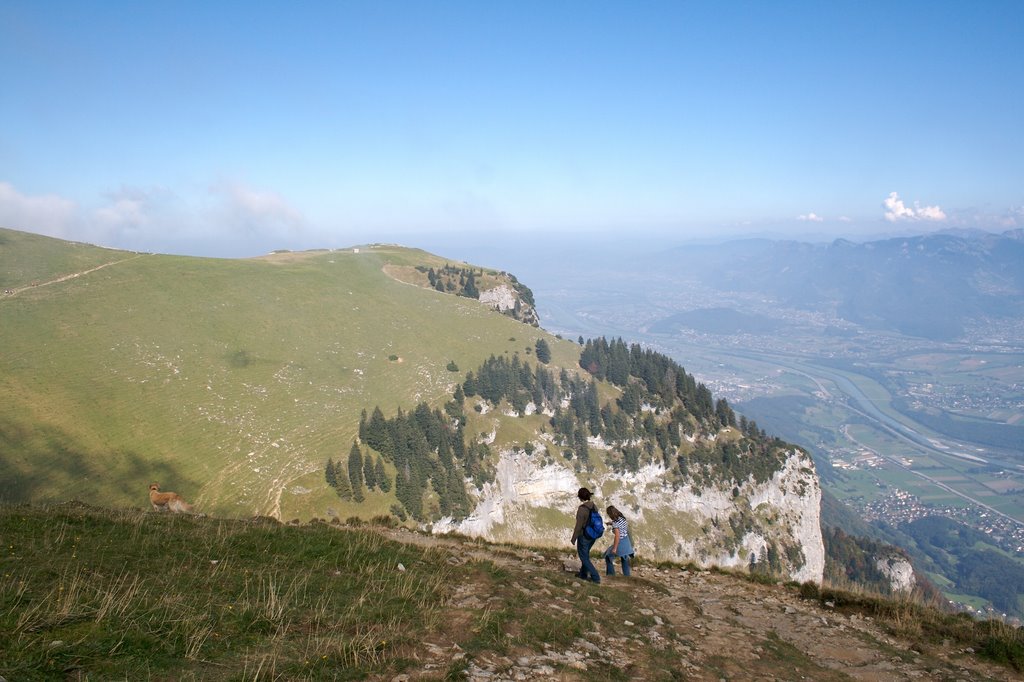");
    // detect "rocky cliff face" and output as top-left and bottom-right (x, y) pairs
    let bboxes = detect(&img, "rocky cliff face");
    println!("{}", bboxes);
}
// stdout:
(479, 283), (539, 326)
(876, 555), (916, 593)
(434, 444), (825, 583)
(478, 285), (518, 313)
